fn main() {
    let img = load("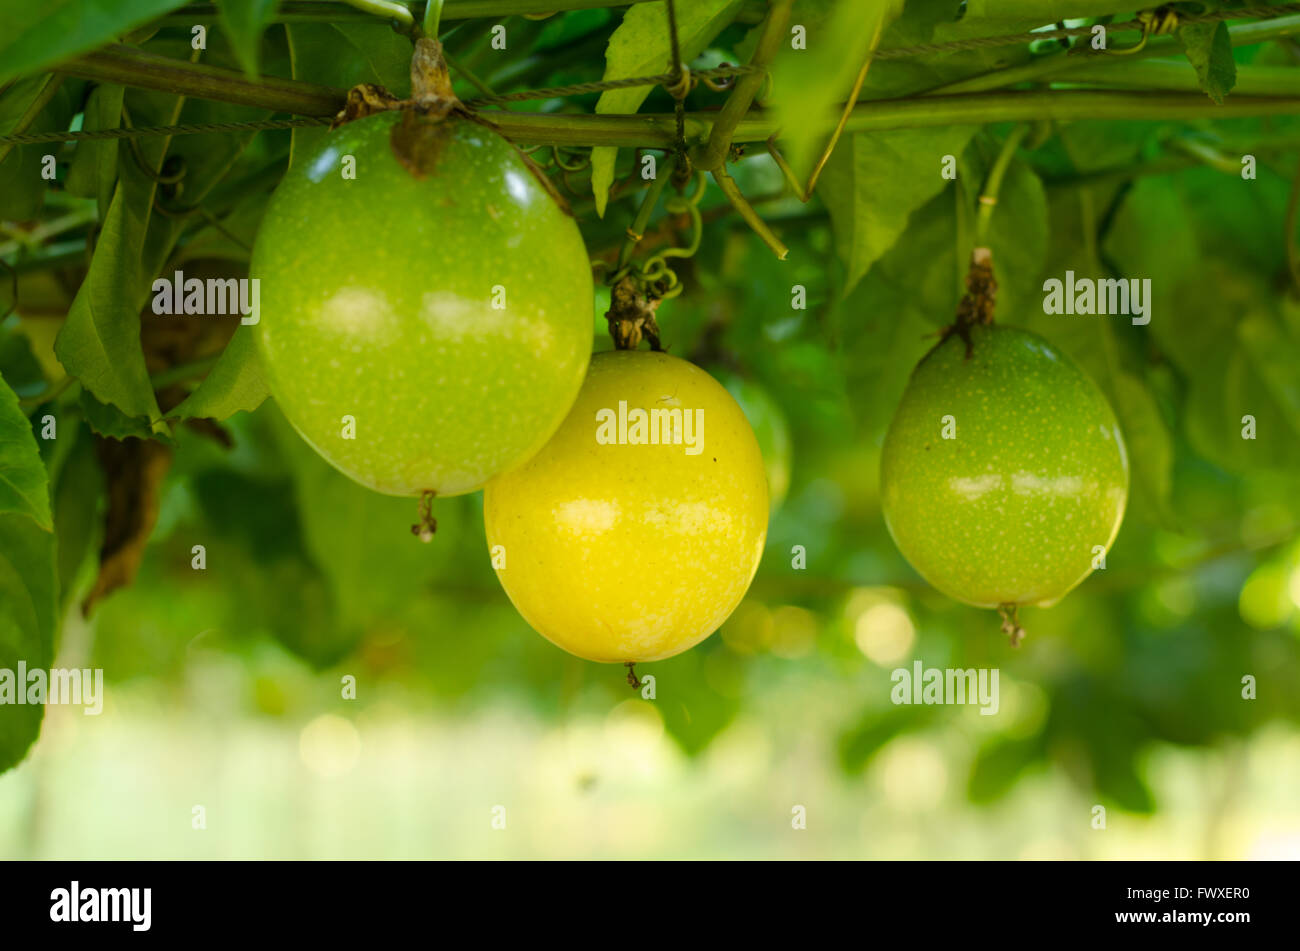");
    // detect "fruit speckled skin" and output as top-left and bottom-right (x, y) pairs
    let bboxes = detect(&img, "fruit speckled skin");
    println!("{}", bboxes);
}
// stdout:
(484, 350), (769, 663)
(251, 110), (592, 496)
(880, 325), (1129, 608)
